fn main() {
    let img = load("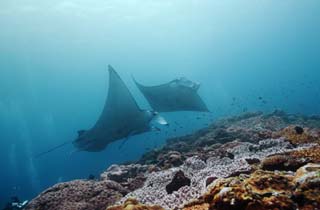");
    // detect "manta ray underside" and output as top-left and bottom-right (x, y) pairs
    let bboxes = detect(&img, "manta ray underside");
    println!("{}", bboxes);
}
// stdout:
(133, 77), (209, 113)
(73, 66), (156, 152)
